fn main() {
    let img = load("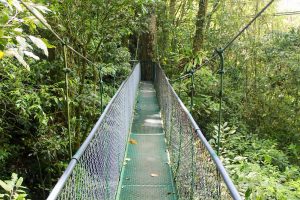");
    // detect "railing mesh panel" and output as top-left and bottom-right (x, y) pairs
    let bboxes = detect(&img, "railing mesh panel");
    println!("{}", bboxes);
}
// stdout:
(53, 64), (141, 200)
(155, 64), (233, 200)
